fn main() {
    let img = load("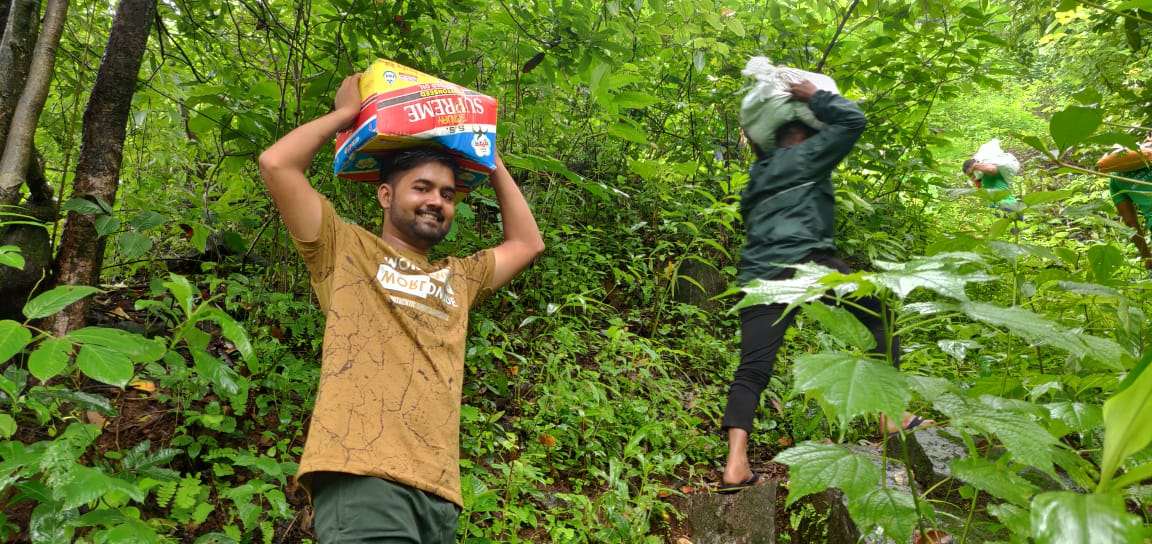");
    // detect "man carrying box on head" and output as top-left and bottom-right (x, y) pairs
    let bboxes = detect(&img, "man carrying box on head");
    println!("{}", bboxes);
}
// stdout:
(718, 59), (929, 493)
(258, 72), (544, 542)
